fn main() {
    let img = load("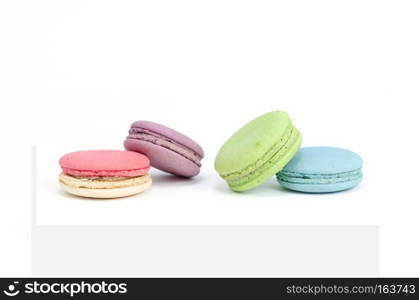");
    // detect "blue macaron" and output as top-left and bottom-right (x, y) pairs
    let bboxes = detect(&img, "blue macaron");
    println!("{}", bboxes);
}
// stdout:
(276, 146), (363, 193)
